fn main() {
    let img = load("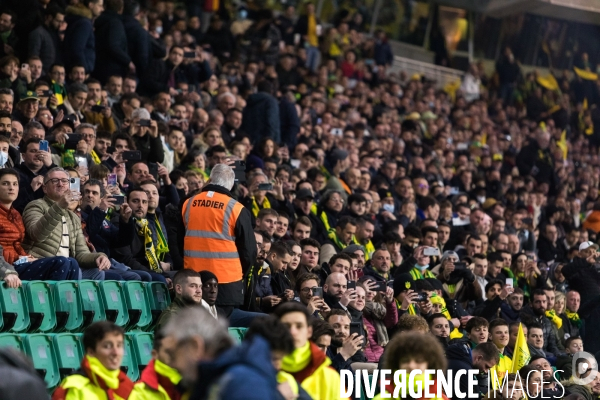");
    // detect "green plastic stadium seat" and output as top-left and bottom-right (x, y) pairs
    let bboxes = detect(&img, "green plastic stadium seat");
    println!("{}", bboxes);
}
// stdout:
(23, 333), (61, 389)
(23, 281), (56, 333)
(51, 281), (86, 332)
(51, 333), (84, 378)
(123, 281), (152, 331)
(0, 283), (30, 332)
(145, 282), (170, 330)
(99, 281), (130, 328)
(128, 332), (153, 371)
(121, 331), (139, 381)
(228, 327), (247, 343)
(0, 333), (25, 352)
(78, 280), (106, 324)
